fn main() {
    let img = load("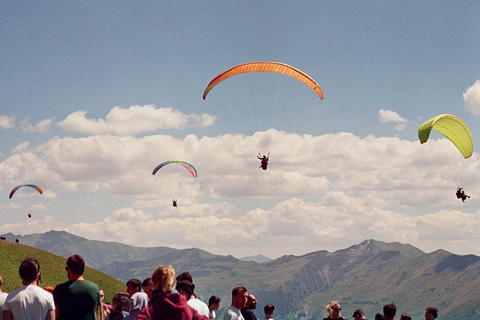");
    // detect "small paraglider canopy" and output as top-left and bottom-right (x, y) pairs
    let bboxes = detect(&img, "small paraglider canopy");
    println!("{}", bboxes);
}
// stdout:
(203, 62), (324, 101)
(418, 114), (474, 159)
(152, 160), (197, 177)
(9, 183), (43, 199)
